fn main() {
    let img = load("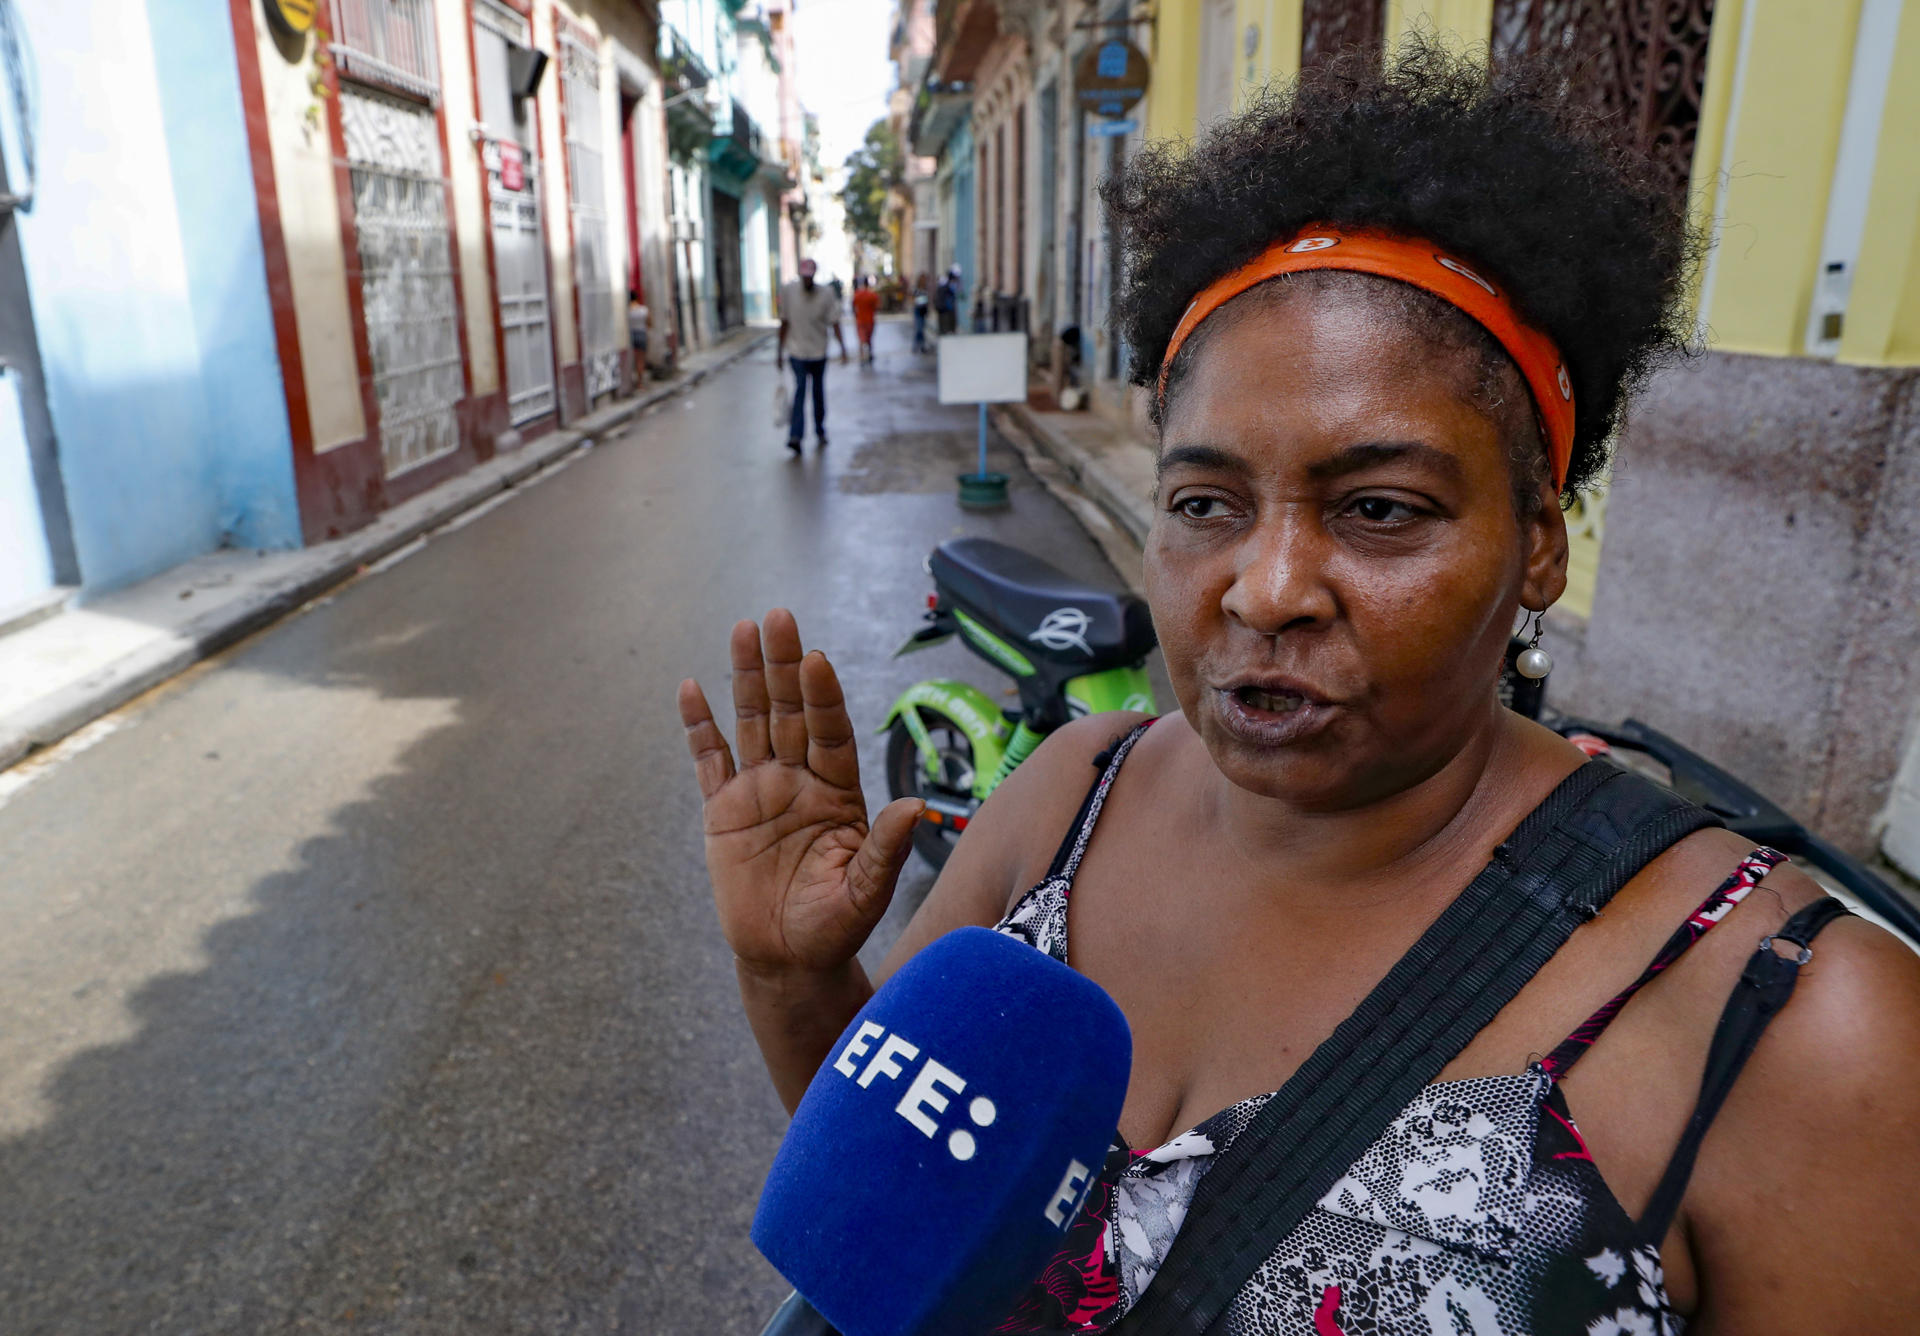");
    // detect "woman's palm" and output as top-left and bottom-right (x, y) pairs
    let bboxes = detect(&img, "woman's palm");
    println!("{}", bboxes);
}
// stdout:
(680, 611), (923, 974)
